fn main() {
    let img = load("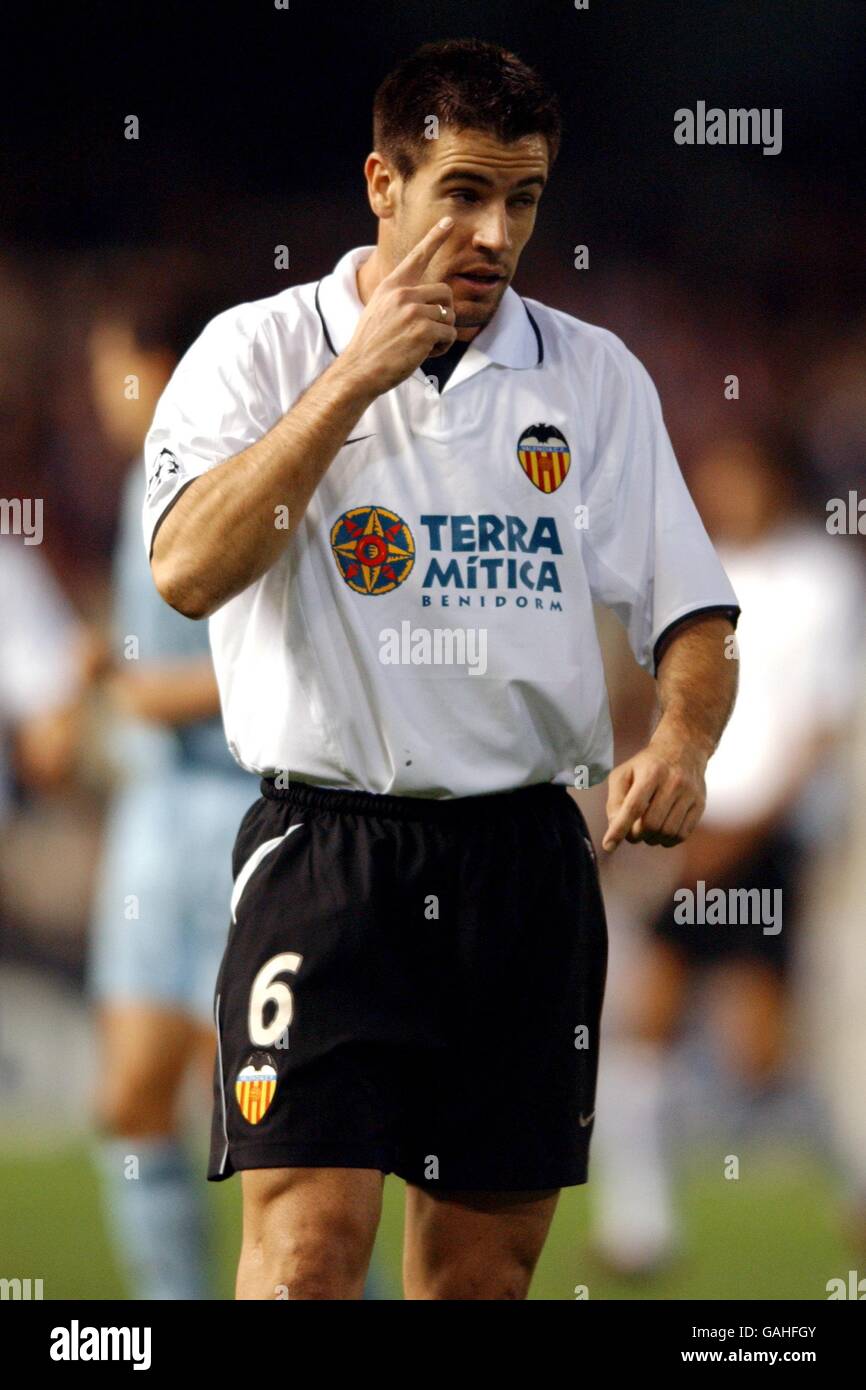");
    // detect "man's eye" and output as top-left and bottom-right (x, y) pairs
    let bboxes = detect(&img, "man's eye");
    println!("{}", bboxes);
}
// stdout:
(511, 197), (537, 208)
(450, 190), (478, 204)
